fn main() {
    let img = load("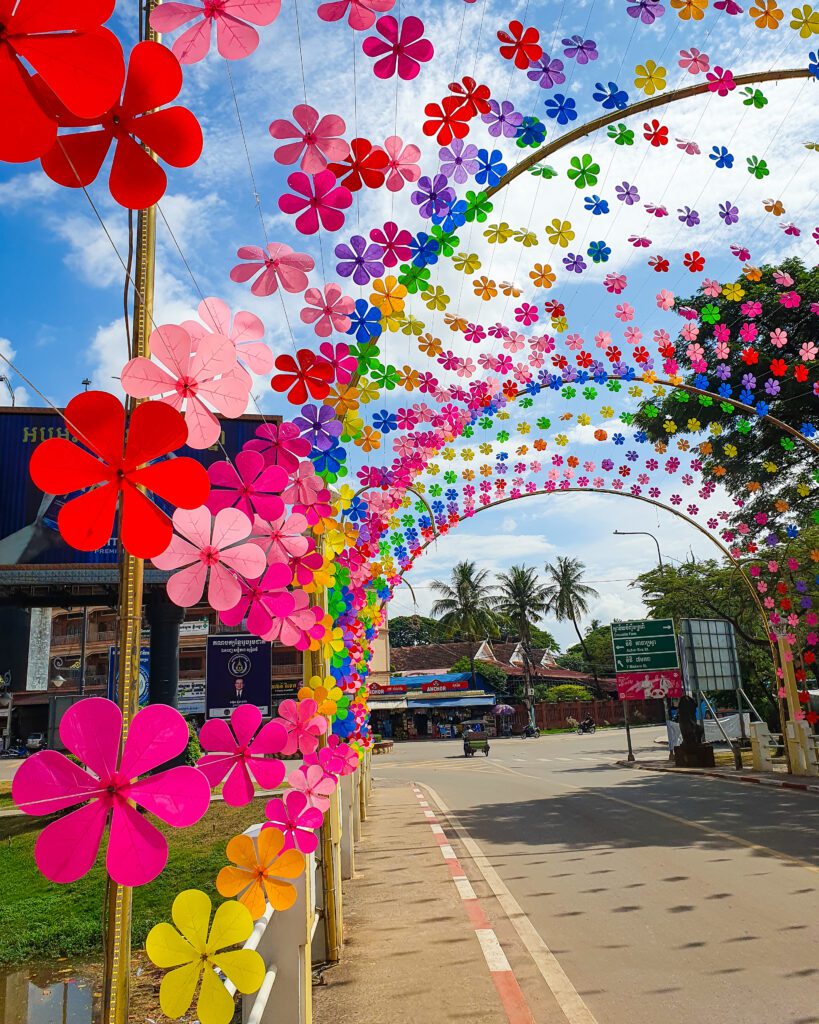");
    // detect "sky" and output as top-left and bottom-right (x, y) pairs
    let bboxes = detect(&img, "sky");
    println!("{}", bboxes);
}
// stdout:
(1, 0), (817, 648)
